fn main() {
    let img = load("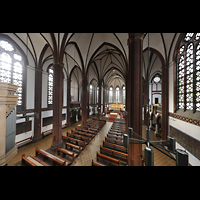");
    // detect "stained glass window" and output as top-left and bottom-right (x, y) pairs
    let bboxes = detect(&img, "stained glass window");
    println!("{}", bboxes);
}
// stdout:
(177, 33), (200, 112)
(48, 65), (54, 105)
(0, 40), (23, 106)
